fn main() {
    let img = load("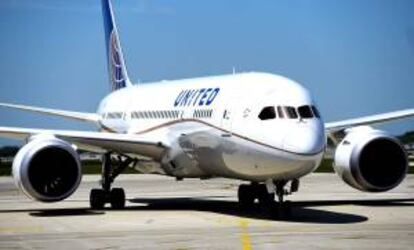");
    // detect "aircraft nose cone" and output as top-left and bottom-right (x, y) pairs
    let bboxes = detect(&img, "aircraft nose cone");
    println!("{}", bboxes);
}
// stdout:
(284, 126), (324, 155)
